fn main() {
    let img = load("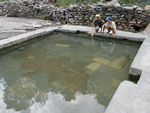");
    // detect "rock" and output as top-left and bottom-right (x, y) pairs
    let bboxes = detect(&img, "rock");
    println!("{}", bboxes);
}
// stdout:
(106, 2), (120, 7)
(110, 56), (128, 69)
(133, 5), (143, 11)
(69, 18), (75, 23)
(27, 56), (35, 60)
(69, 4), (78, 10)
(137, 7), (143, 11)
(123, 6), (133, 10)
(96, 1), (105, 6)
(86, 62), (101, 71)
(93, 57), (111, 65)
(31, 23), (42, 28)
(144, 5), (150, 10)
(55, 43), (70, 48)
(25, 26), (36, 31)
